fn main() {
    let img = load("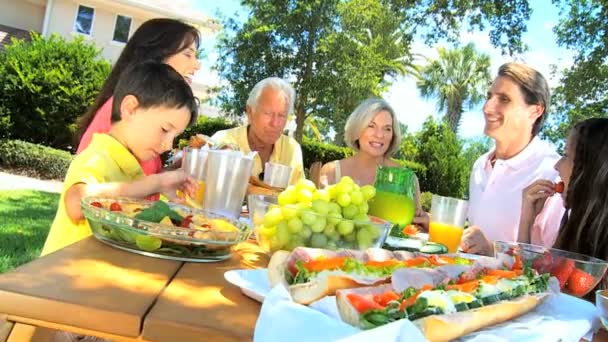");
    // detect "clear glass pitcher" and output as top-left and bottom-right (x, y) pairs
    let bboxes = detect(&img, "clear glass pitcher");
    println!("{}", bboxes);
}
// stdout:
(203, 150), (256, 218)
(368, 166), (416, 228)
